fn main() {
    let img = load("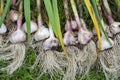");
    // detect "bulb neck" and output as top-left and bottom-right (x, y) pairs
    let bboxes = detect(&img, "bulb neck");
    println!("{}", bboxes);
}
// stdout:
(17, 14), (22, 30)
(75, 15), (83, 30)
(108, 14), (114, 24)
(66, 20), (72, 32)
(38, 13), (43, 28)
(49, 25), (55, 38)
